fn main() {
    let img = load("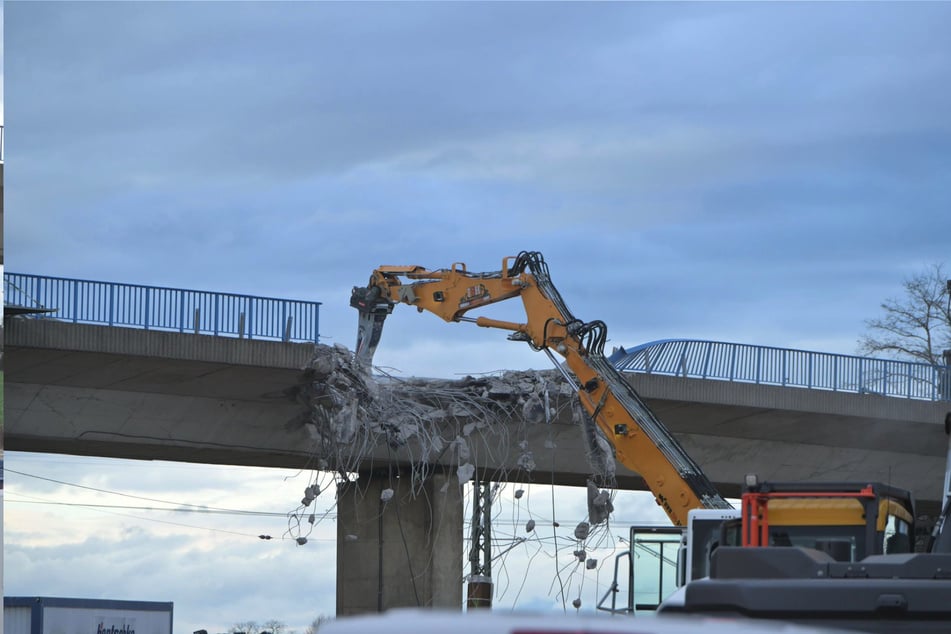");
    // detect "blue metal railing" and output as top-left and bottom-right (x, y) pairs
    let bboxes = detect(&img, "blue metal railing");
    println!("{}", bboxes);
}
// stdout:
(611, 339), (951, 402)
(4, 272), (321, 344)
